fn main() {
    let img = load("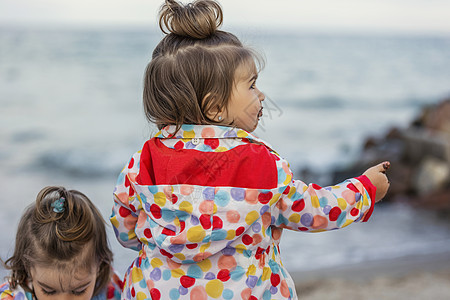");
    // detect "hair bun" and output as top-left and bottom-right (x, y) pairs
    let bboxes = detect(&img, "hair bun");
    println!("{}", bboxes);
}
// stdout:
(159, 0), (223, 39)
